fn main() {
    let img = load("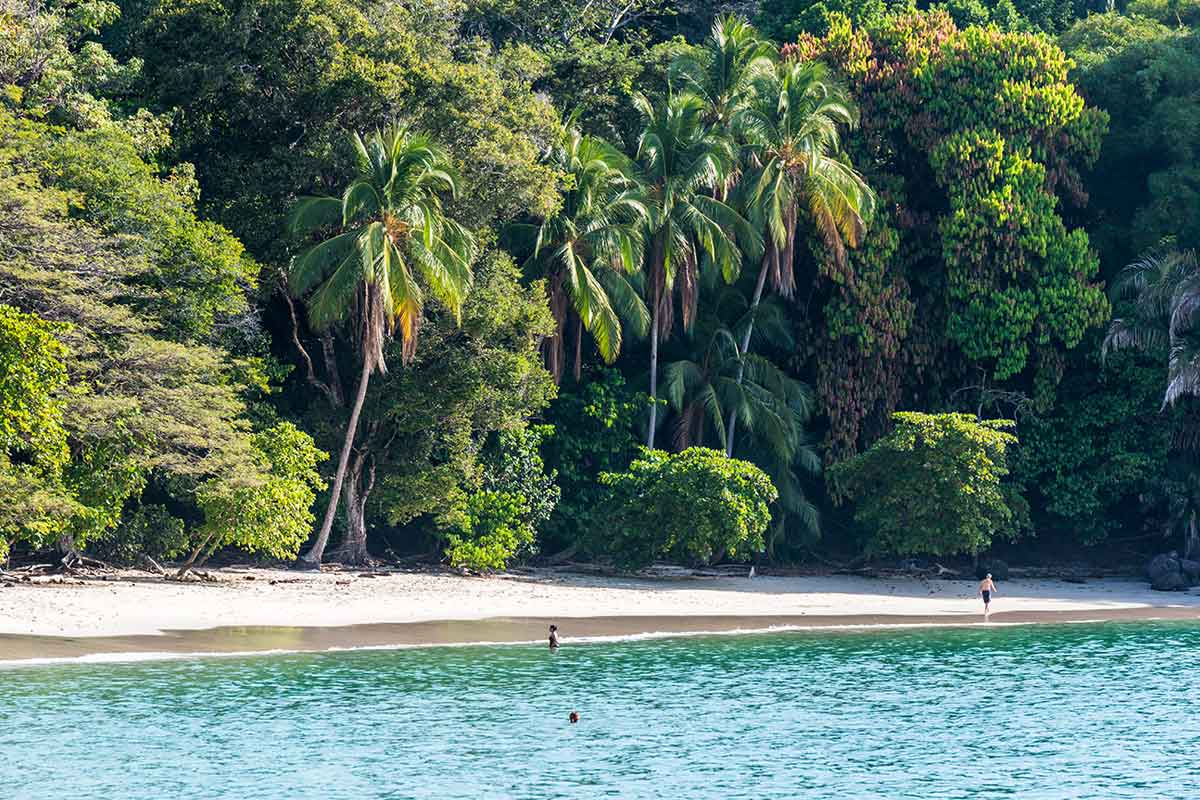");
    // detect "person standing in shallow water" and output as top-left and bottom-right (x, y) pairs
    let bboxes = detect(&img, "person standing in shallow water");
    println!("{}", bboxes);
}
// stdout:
(979, 573), (997, 620)
(549, 624), (560, 650)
